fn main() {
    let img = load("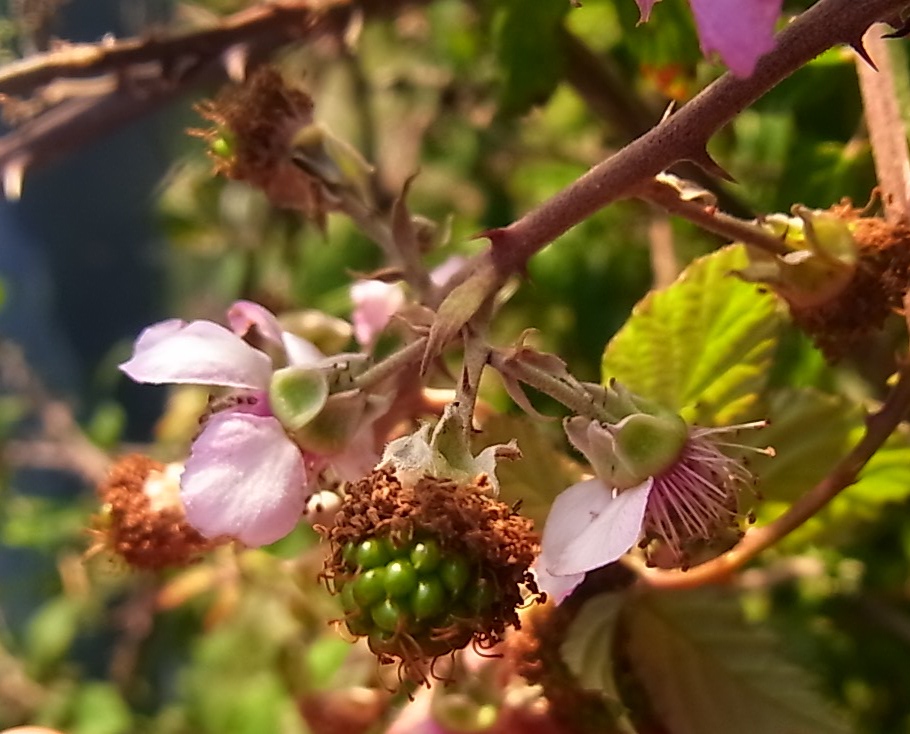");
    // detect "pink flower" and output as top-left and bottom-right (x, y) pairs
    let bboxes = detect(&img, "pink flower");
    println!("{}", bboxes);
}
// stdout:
(351, 280), (406, 349)
(636, 0), (783, 77)
(120, 301), (375, 547)
(536, 417), (763, 602)
(351, 257), (467, 348)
